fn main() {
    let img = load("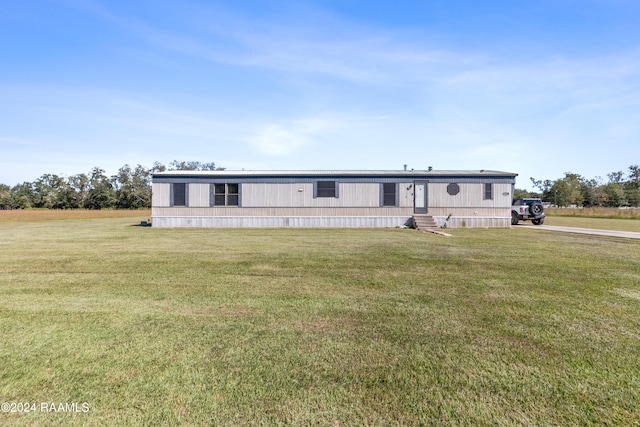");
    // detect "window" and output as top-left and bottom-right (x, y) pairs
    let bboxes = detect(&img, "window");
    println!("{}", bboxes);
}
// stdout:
(213, 183), (239, 206)
(214, 184), (225, 206)
(483, 183), (493, 200)
(382, 183), (396, 206)
(173, 183), (186, 206)
(447, 183), (460, 196)
(227, 184), (239, 206)
(316, 181), (336, 198)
